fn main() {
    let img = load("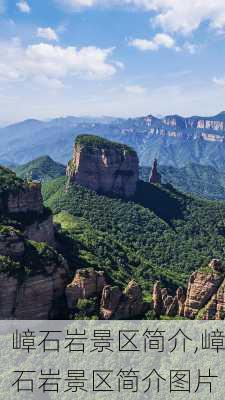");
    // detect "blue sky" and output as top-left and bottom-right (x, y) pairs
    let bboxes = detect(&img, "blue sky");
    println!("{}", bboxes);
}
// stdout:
(1, 0), (225, 124)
